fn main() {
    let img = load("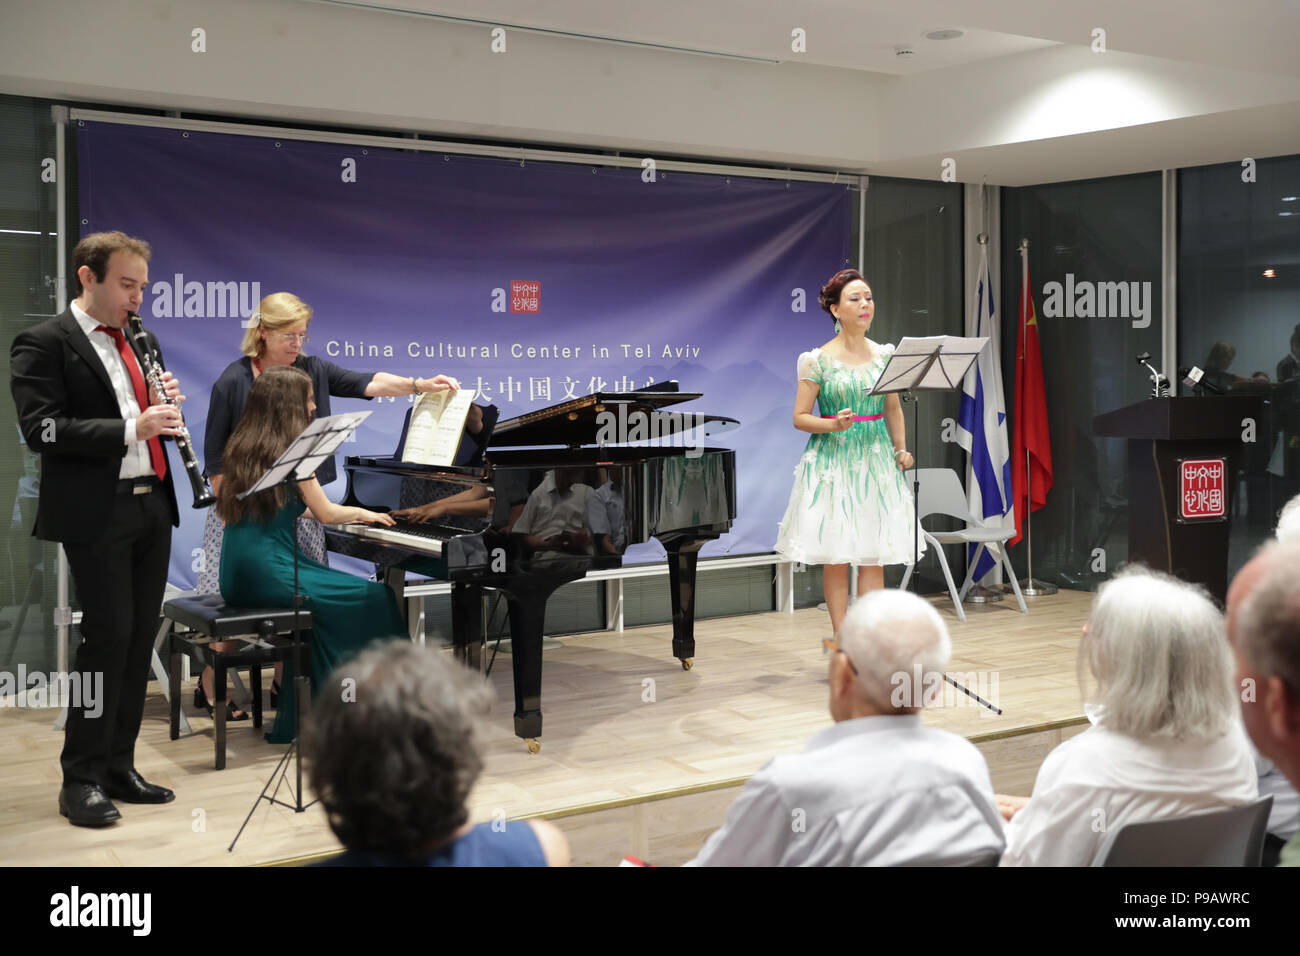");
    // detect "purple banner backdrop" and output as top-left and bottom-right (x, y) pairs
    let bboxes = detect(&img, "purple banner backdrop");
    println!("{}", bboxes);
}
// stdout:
(77, 120), (851, 588)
